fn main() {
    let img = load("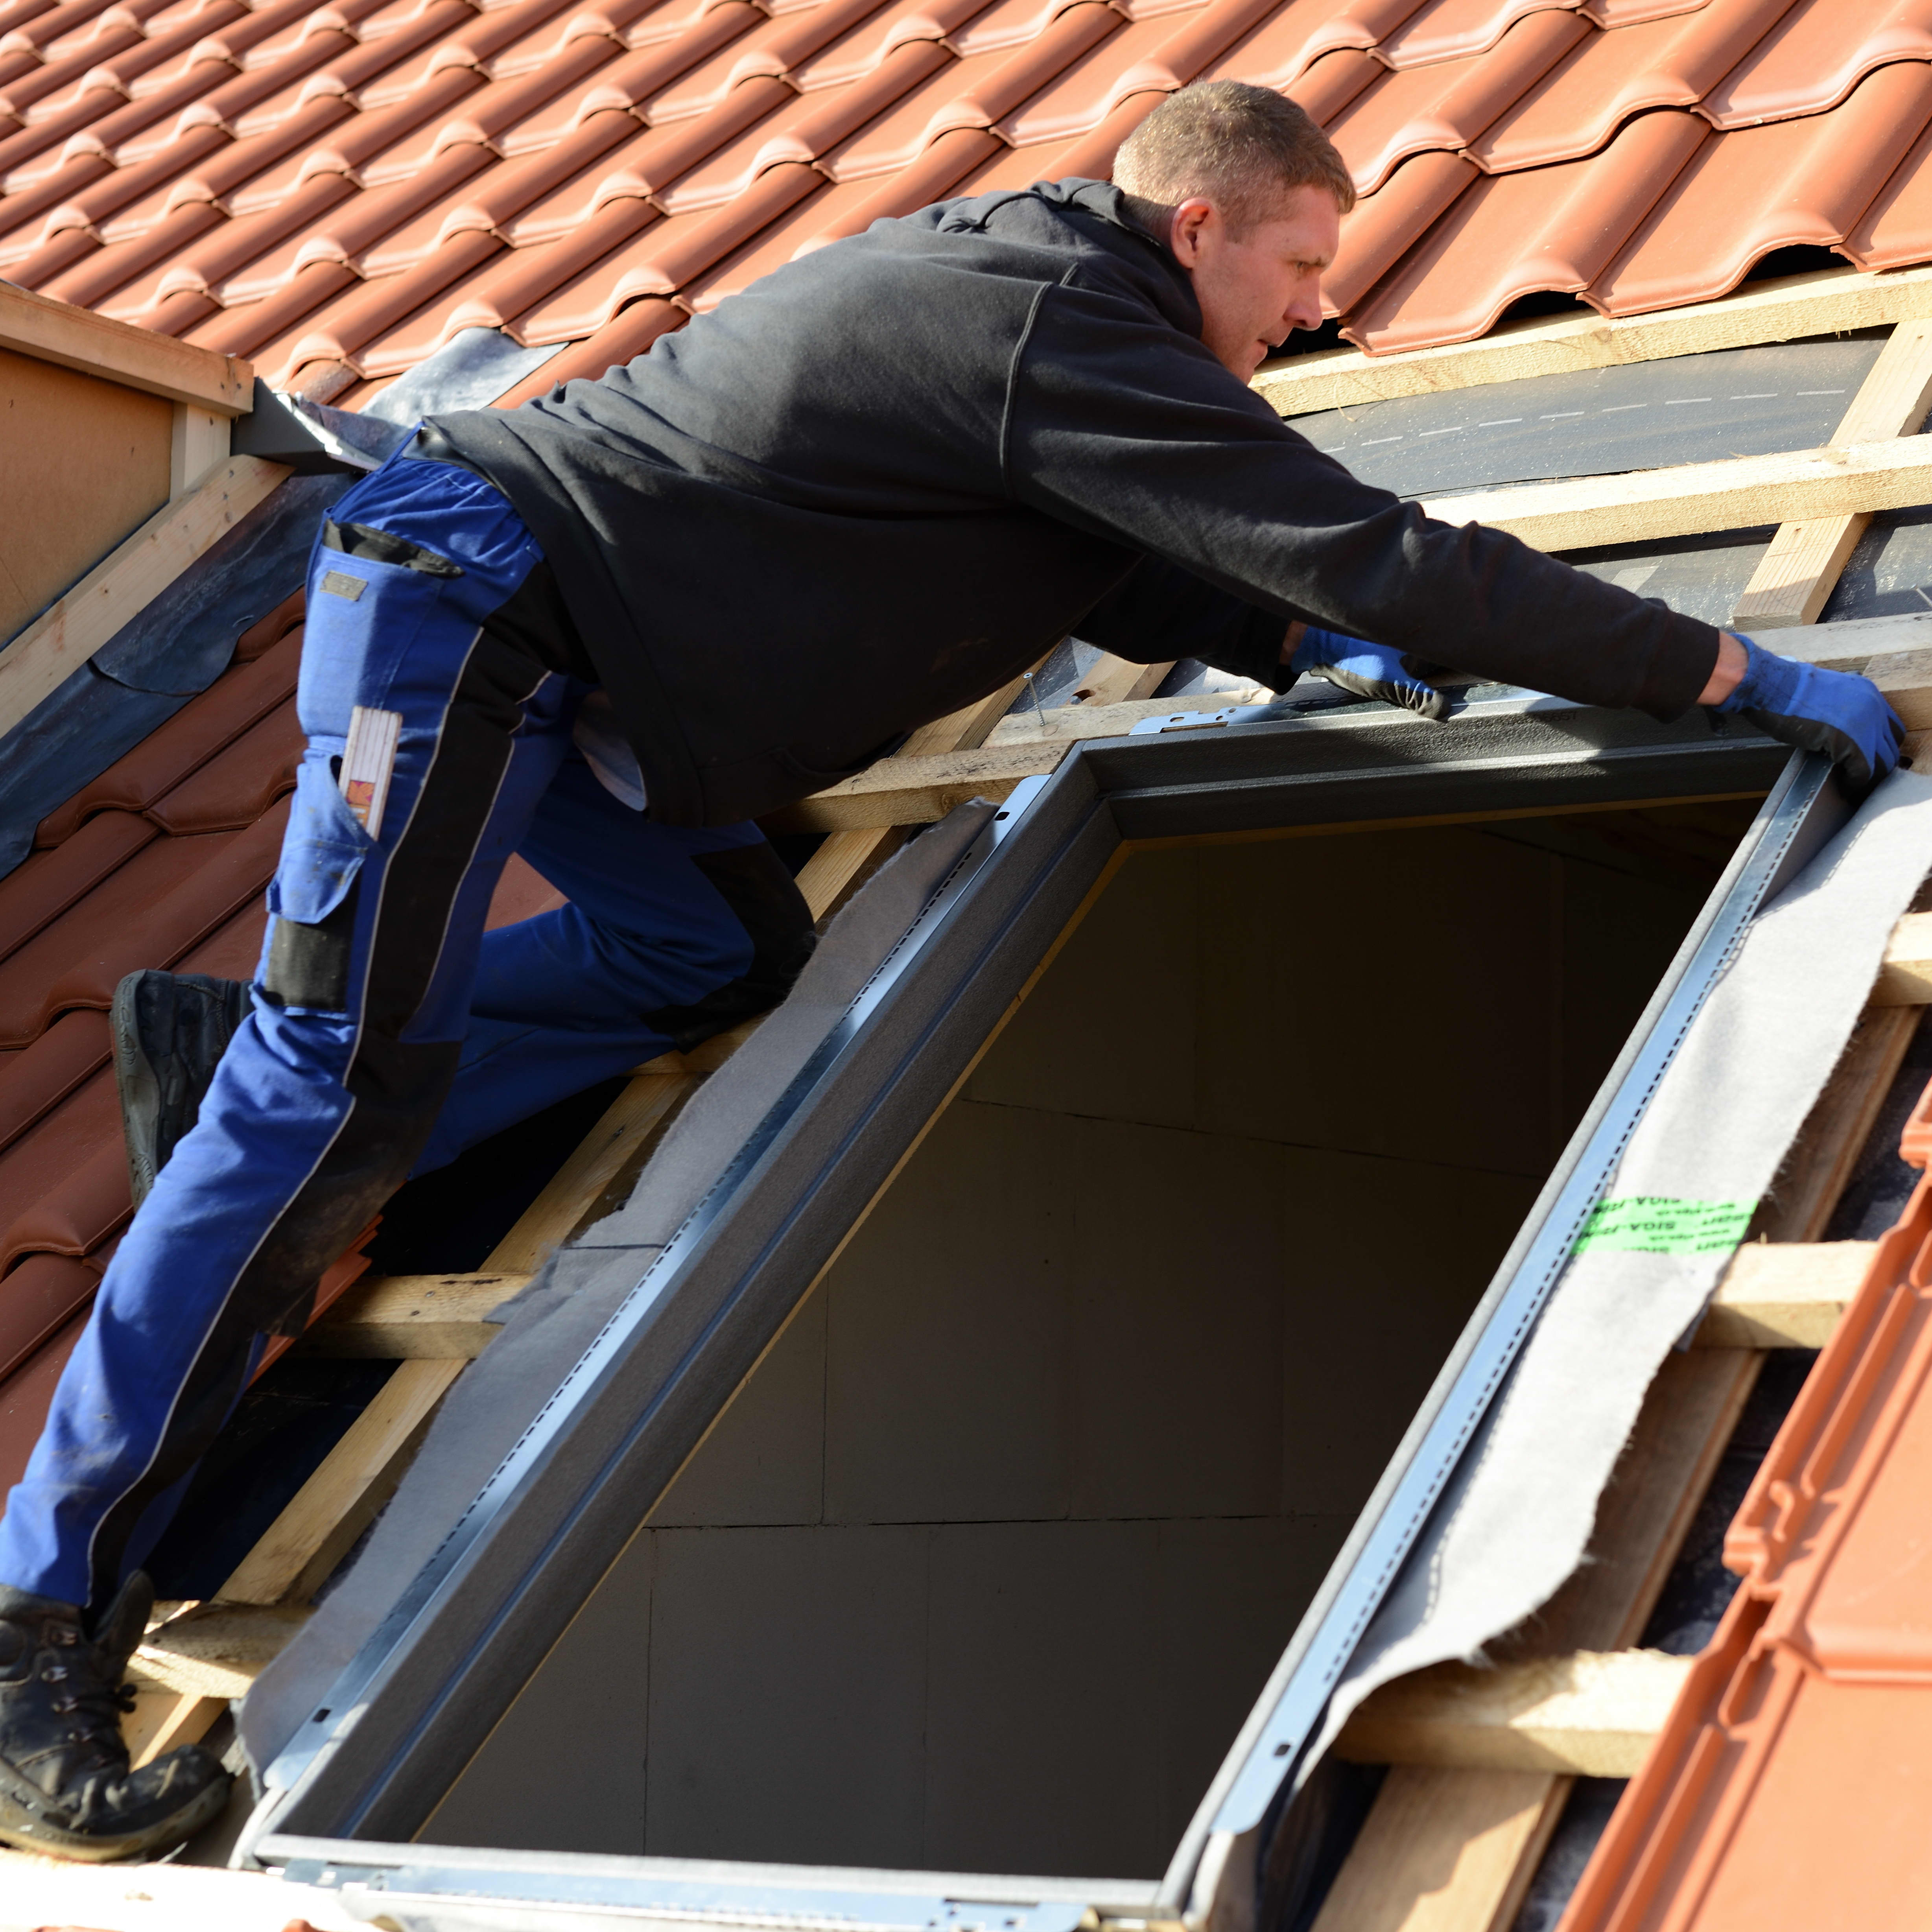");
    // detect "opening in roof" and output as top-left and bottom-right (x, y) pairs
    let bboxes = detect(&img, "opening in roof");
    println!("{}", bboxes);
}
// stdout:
(415, 796), (1761, 1881)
